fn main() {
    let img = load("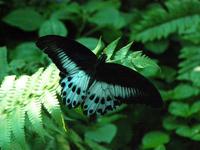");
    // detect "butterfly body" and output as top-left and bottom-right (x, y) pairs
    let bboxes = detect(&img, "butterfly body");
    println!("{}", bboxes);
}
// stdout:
(36, 35), (163, 116)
